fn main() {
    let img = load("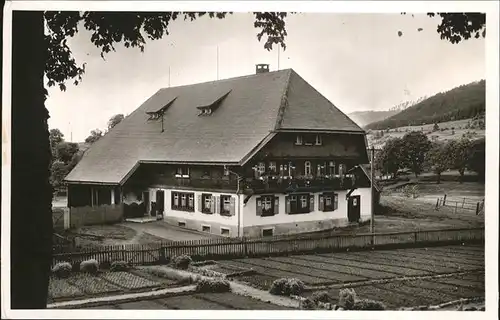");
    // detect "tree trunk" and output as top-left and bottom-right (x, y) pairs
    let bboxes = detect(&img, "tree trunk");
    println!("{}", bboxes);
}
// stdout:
(11, 11), (52, 308)
(436, 173), (441, 184)
(459, 169), (464, 184)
